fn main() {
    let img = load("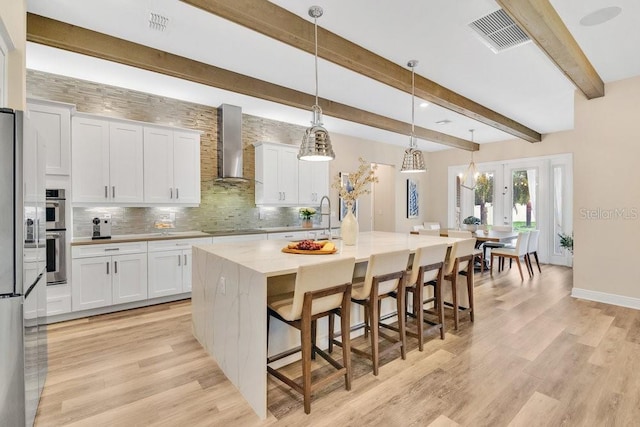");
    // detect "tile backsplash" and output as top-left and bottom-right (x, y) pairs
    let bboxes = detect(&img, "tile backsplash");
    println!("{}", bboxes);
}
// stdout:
(27, 70), (328, 236)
